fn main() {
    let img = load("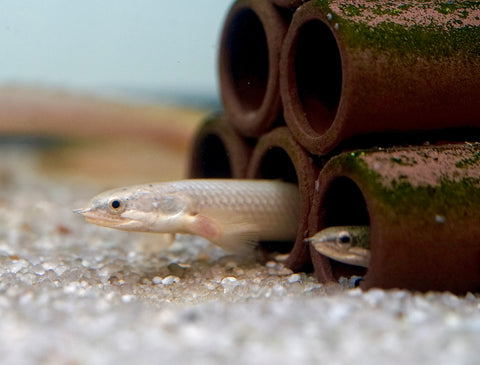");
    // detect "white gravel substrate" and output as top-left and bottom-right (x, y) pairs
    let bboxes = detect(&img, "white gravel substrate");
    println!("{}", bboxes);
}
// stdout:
(1, 145), (480, 365)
